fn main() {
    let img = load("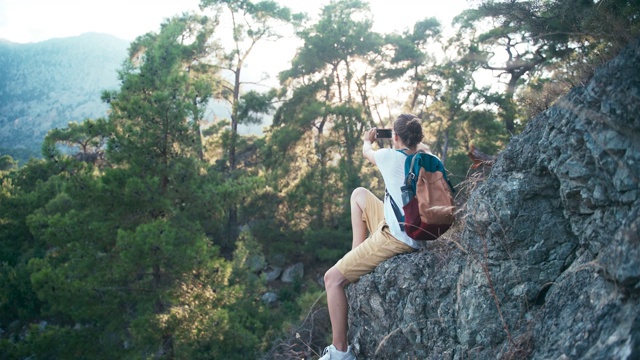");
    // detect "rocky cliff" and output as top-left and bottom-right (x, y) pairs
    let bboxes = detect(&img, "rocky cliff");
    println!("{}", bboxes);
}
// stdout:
(347, 39), (640, 359)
